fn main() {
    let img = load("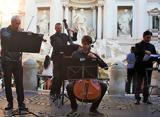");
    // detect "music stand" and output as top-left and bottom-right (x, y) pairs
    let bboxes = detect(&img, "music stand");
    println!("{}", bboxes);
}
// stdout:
(7, 32), (43, 53)
(58, 44), (80, 56)
(59, 58), (98, 106)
